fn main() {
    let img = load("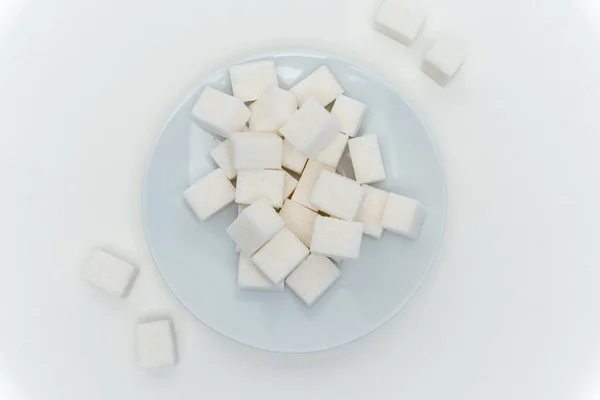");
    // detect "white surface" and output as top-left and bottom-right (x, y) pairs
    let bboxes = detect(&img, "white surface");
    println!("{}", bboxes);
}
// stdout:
(282, 140), (308, 174)
(279, 199), (318, 248)
(310, 171), (366, 220)
(229, 60), (278, 102)
(191, 87), (251, 138)
(235, 169), (285, 208)
(289, 65), (345, 107)
(231, 132), (283, 170)
(249, 87), (297, 132)
(252, 228), (310, 285)
(81, 249), (138, 297)
(355, 185), (389, 238)
(285, 254), (342, 307)
(310, 217), (364, 259)
(237, 255), (285, 291)
(183, 169), (236, 220)
(227, 198), (284, 255)
(136, 319), (178, 369)
(315, 132), (349, 168)
(1, 0), (600, 398)
(330, 95), (367, 136)
(210, 139), (237, 180)
(291, 160), (335, 210)
(348, 135), (386, 184)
